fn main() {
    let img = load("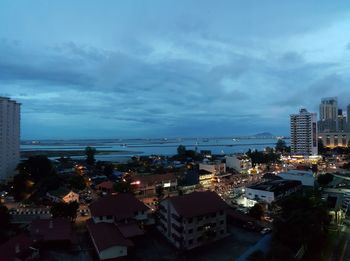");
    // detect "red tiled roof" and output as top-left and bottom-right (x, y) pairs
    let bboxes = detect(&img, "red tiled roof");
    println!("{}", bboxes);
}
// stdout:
(89, 193), (148, 219)
(116, 222), (144, 238)
(86, 219), (133, 252)
(0, 234), (34, 261)
(166, 191), (227, 218)
(96, 181), (114, 190)
(136, 173), (177, 186)
(30, 218), (74, 243)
